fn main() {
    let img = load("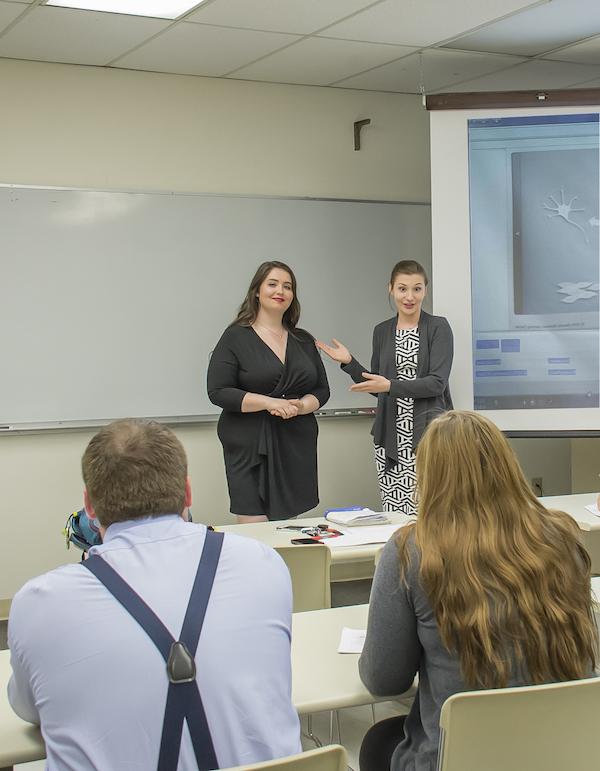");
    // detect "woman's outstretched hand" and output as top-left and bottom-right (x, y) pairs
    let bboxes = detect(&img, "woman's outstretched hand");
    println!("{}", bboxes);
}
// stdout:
(316, 338), (352, 365)
(350, 373), (391, 393)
